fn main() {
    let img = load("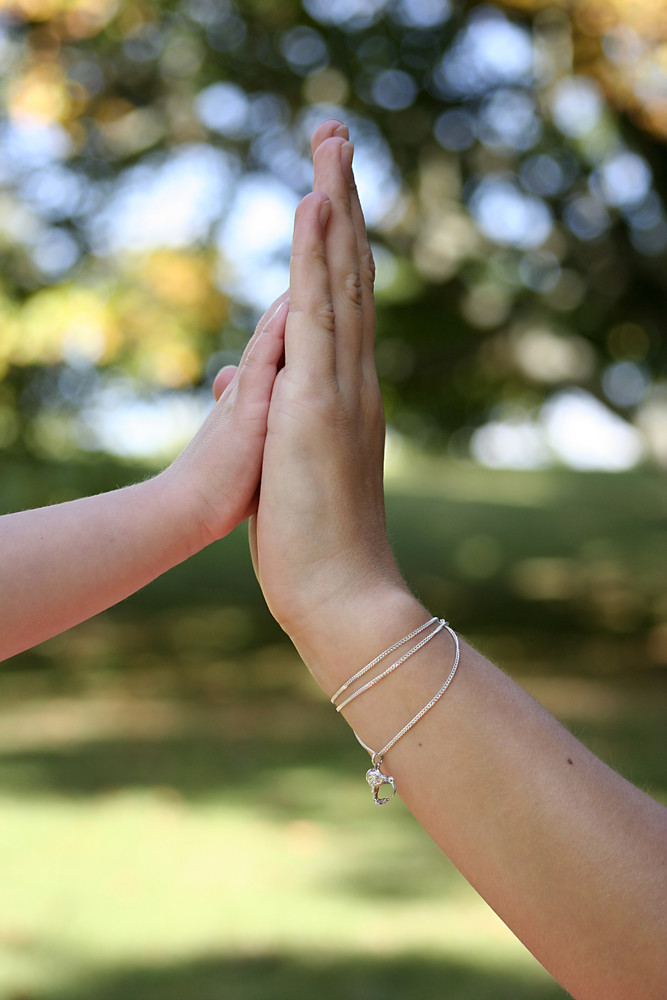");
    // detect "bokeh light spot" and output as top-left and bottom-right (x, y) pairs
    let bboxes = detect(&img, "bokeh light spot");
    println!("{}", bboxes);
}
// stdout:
(280, 26), (329, 75)
(551, 76), (603, 137)
(602, 362), (650, 408)
(543, 390), (644, 470)
(478, 89), (542, 151)
(433, 10), (534, 98)
(195, 82), (249, 137)
(469, 176), (552, 249)
(434, 108), (476, 152)
(520, 152), (576, 197)
(563, 195), (610, 241)
(31, 228), (80, 278)
(390, 0), (451, 29)
(371, 69), (418, 110)
(596, 151), (651, 208)
(303, 0), (388, 30)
